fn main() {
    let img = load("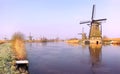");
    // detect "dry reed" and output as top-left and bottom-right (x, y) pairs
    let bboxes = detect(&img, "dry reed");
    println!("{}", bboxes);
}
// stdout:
(11, 32), (27, 60)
